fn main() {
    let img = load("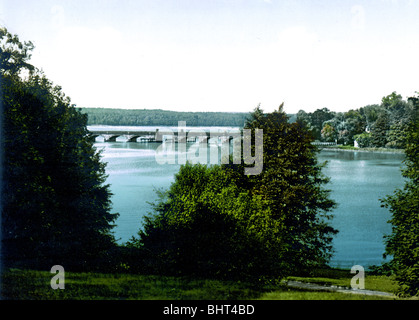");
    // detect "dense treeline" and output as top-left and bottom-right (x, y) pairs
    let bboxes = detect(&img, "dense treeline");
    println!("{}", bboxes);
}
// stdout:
(81, 107), (249, 127)
(297, 92), (415, 148)
(80, 107), (298, 127)
(81, 93), (414, 150)
(1, 28), (119, 271)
